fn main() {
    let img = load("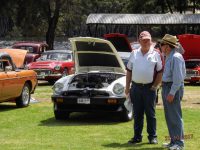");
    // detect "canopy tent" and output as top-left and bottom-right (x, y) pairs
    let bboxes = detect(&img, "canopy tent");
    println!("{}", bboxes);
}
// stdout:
(86, 14), (200, 25)
(86, 13), (200, 37)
